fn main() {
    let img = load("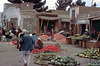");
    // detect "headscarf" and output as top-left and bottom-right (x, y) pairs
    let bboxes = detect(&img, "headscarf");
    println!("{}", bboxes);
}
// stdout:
(24, 30), (29, 36)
